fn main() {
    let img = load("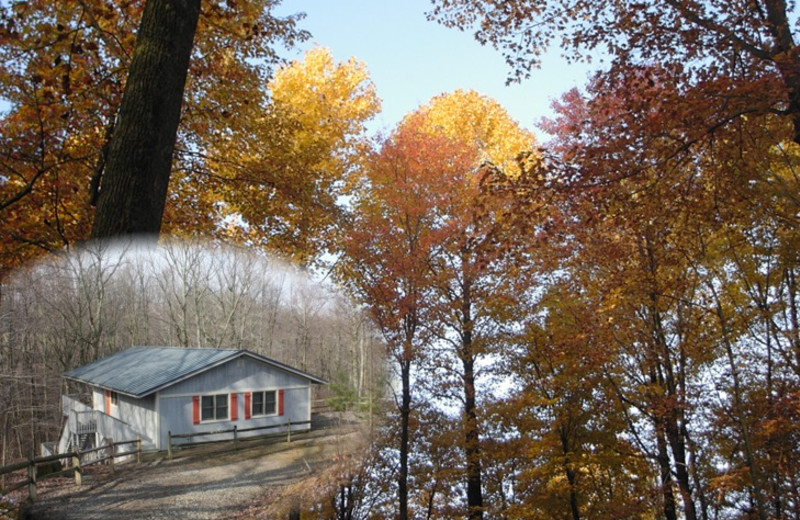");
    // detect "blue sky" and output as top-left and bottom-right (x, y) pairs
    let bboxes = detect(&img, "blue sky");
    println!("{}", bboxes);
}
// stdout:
(0, 2), (594, 139)
(276, 0), (595, 138)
